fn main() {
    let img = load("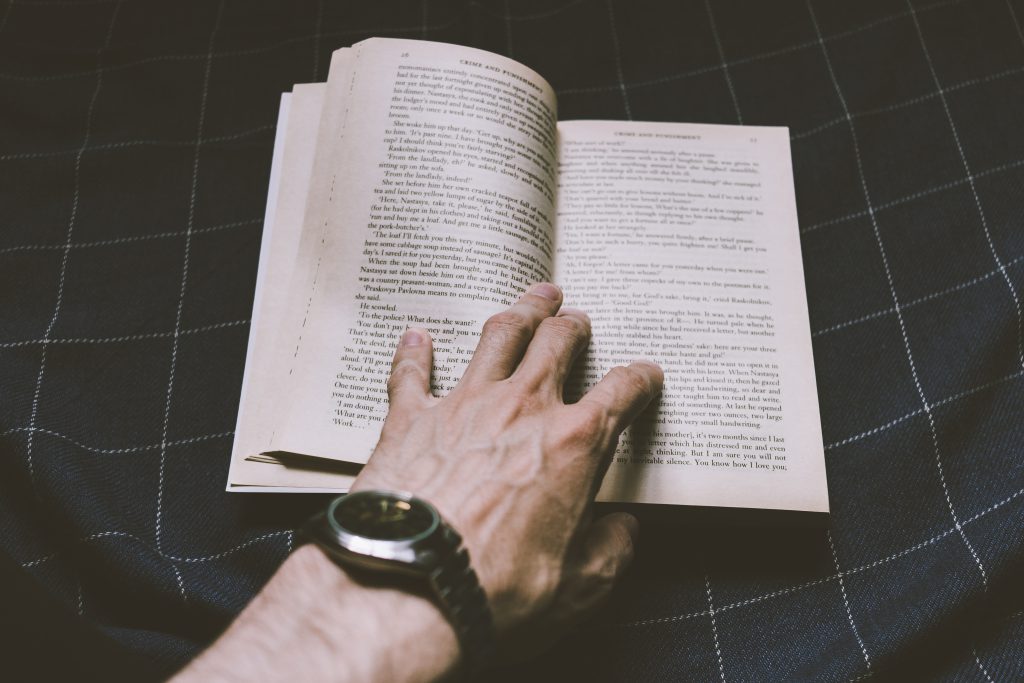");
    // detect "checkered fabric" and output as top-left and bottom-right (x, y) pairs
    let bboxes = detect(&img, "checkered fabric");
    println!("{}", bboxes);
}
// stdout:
(2, 0), (1022, 680)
